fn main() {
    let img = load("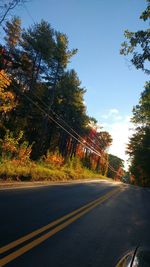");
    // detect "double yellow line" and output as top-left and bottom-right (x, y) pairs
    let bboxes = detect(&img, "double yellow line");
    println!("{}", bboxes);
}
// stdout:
(0, 187), (120, 266)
